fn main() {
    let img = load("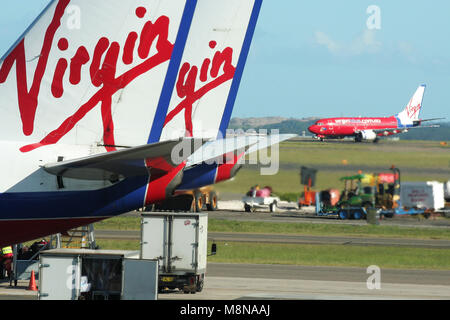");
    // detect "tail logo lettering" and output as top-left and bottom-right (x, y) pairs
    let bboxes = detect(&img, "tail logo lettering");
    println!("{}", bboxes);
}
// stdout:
(163, 40), (236, 137)
(0, 1), (174, 152)
(406, 100), (421, 120)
